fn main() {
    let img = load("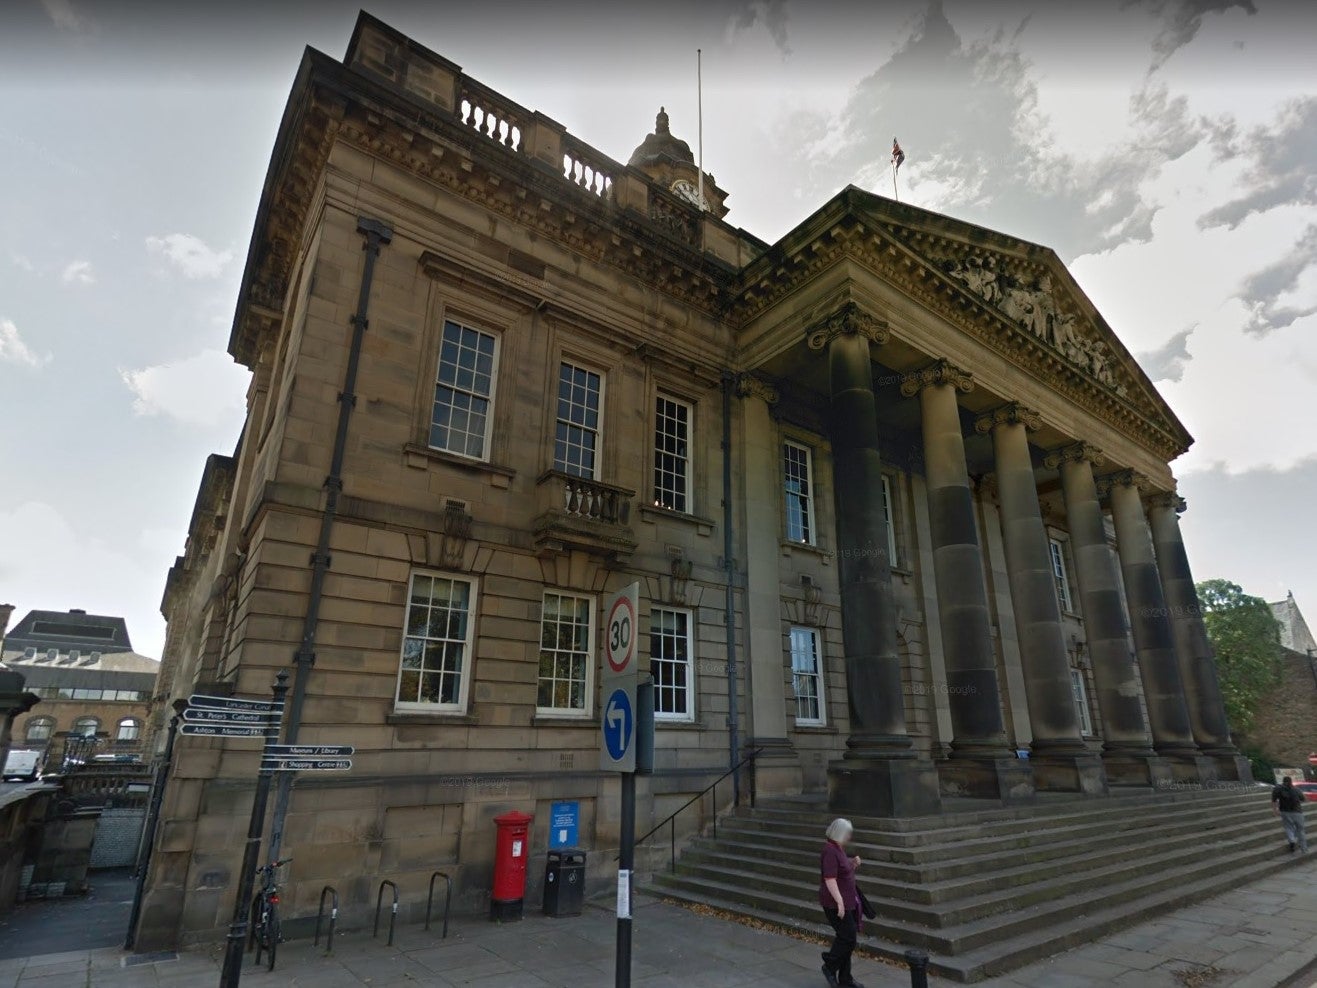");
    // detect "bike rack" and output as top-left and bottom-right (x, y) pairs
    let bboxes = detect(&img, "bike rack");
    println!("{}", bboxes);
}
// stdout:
(425, 871), (452, 939)
(314, 885), (339, 954)
(374, 879), (400, 947)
